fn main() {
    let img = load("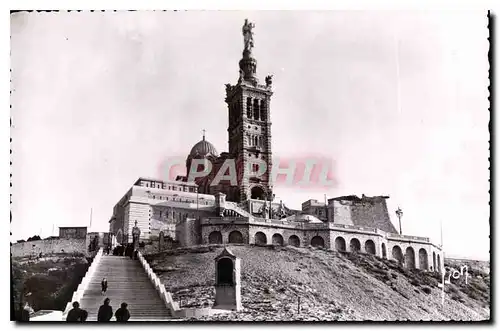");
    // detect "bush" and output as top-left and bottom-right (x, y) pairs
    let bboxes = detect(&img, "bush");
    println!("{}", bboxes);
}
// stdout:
(421, 286), (432, 294)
